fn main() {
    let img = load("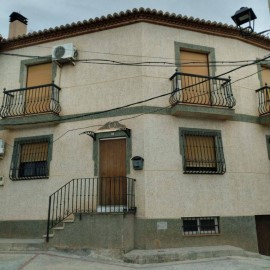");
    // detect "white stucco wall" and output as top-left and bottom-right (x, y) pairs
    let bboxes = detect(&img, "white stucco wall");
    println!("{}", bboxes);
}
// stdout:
(0, 22), (269, 221)
(141, 114), (270, 218)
